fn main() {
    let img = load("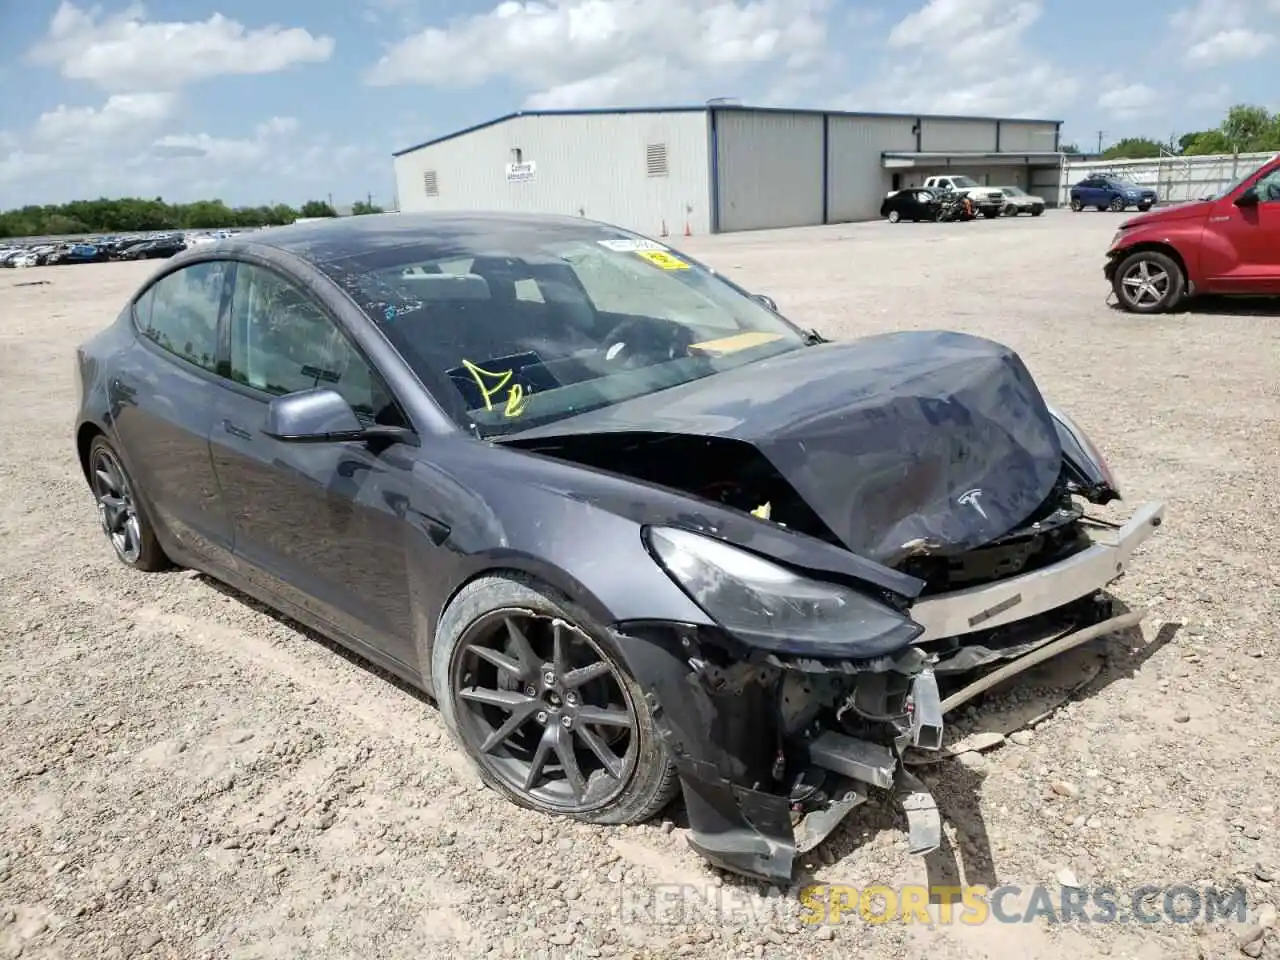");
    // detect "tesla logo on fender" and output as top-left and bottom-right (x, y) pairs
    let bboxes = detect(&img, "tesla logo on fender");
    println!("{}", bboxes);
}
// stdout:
(957, 488), (988, 519)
